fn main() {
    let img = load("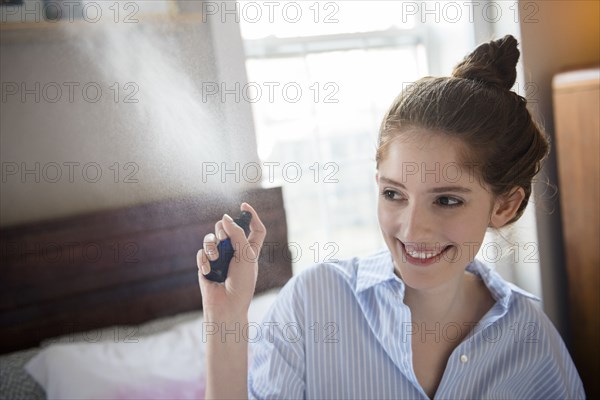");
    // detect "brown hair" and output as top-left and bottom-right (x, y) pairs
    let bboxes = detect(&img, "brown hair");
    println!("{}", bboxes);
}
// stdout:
(376, 35), (549, 224)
